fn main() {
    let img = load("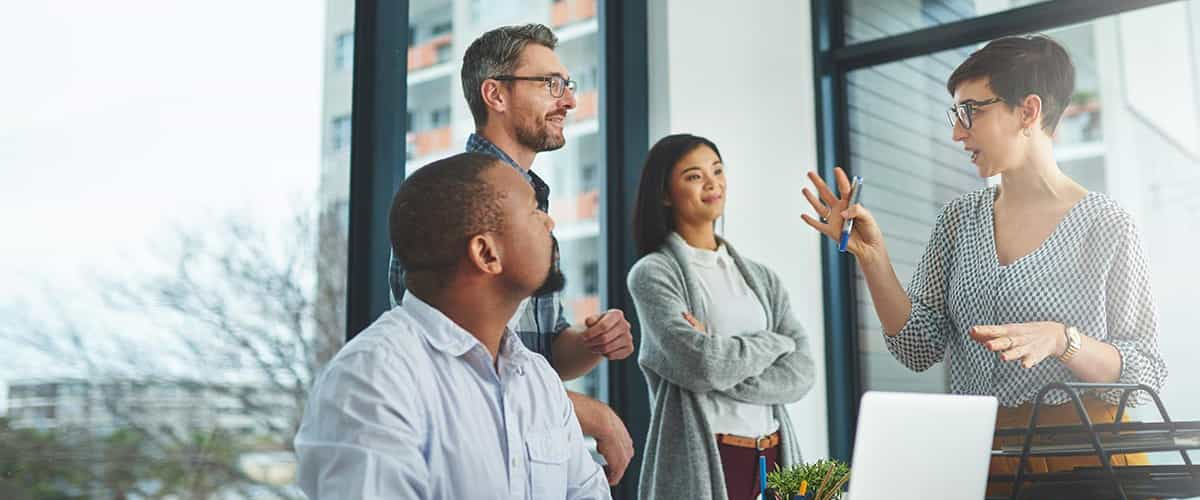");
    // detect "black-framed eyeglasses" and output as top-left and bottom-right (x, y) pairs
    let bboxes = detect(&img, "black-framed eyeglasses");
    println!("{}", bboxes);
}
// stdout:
(490, 74), (577, 98)
(946, 97), (1003, 129)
